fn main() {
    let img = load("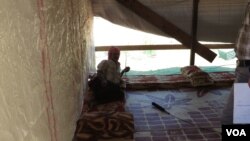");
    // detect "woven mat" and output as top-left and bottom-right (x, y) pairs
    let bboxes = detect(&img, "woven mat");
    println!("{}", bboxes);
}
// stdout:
(125, 87), (231, 141)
